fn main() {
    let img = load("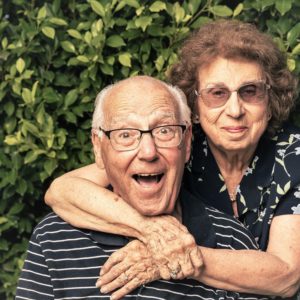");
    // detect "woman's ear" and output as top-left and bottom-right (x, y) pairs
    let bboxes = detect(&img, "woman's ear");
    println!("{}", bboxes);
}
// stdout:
(91, 129), (105, 169)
